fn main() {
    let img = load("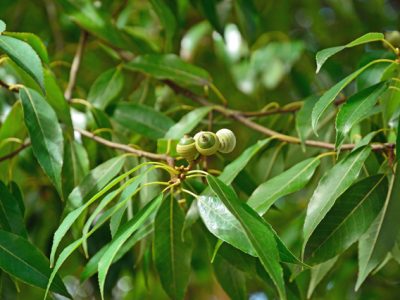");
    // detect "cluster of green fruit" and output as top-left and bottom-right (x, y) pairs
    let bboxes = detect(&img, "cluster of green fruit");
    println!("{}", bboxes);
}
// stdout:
(176, 129), (236, 161)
